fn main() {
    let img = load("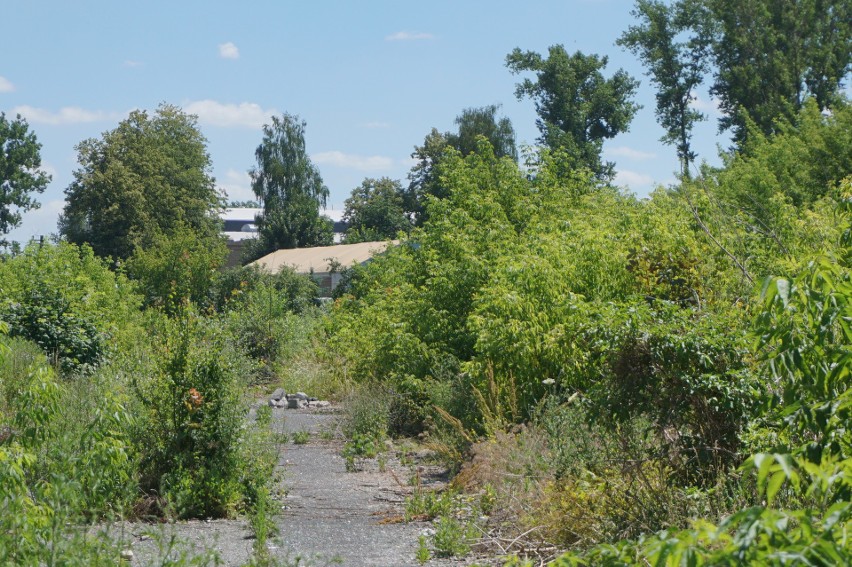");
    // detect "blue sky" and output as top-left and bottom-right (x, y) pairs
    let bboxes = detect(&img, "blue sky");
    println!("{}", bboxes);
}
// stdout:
(2, 0), (730, 243)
